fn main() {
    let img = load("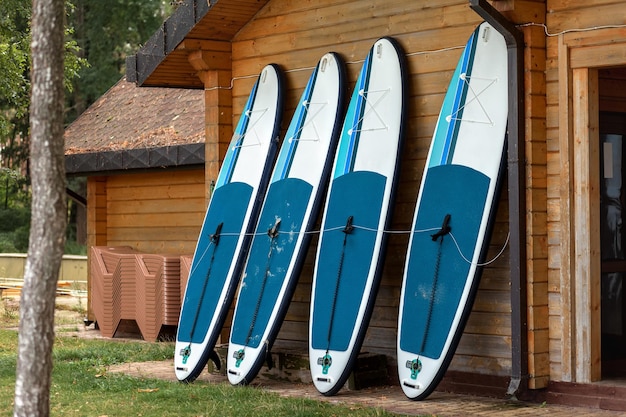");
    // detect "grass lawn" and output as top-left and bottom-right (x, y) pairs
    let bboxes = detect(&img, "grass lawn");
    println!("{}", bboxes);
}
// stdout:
(0, 297), (416, 417)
